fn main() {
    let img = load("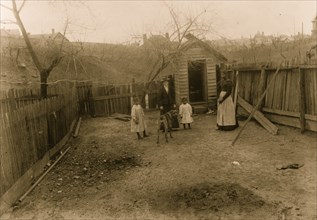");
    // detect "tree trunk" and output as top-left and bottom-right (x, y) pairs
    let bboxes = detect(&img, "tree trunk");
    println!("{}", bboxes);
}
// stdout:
(40, 70), (48, 98)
